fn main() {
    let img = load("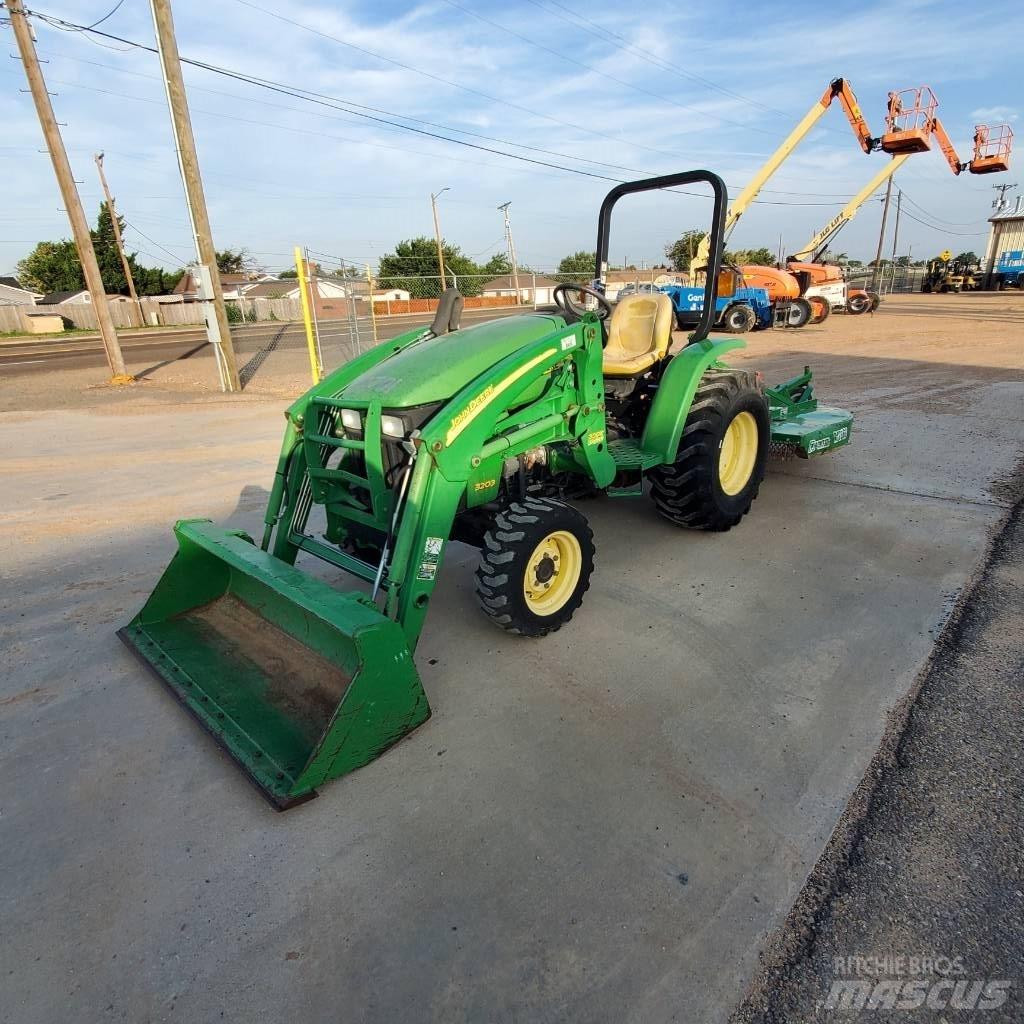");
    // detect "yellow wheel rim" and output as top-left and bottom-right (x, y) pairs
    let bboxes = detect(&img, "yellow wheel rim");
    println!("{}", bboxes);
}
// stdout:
(718, 411), (759, 496)
(523, 530), (582, 615)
